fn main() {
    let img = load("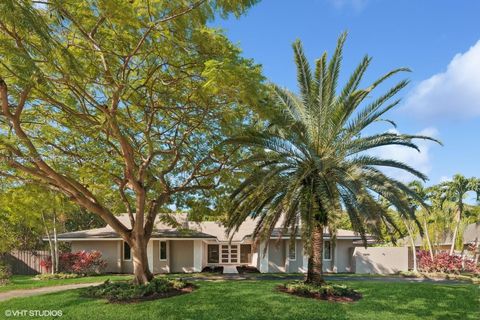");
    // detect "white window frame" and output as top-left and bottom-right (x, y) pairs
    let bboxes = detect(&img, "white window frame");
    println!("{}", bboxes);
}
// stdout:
(323, 240), (332, 261)
(288, 242), (296, 261)
(159, 241), (167, 261)
(123, 241), (131, 261)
